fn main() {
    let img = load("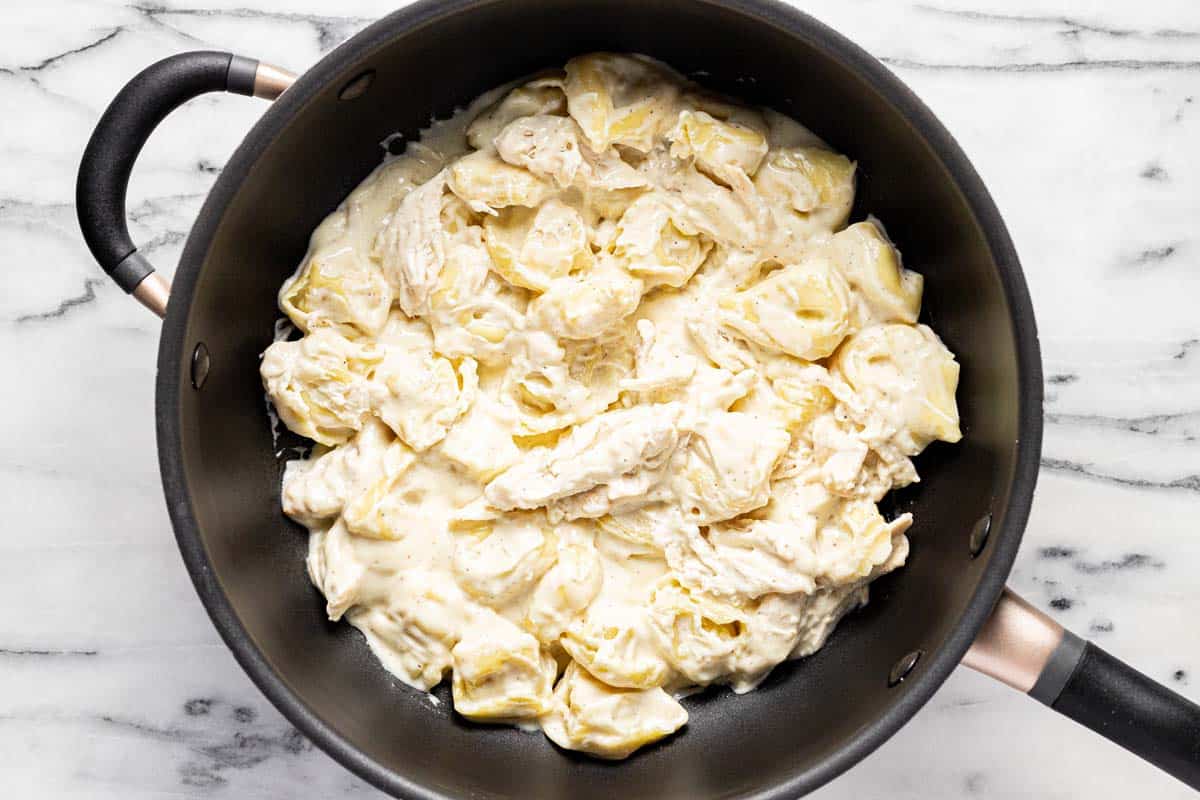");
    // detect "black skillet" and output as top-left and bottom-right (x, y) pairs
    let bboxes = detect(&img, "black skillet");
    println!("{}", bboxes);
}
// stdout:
(75, 1), (1200, 796)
